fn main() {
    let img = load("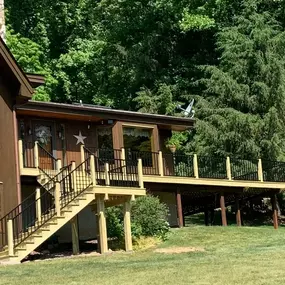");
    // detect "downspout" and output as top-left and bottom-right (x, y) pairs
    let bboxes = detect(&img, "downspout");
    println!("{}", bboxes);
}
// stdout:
(13, 108), (21, 205)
